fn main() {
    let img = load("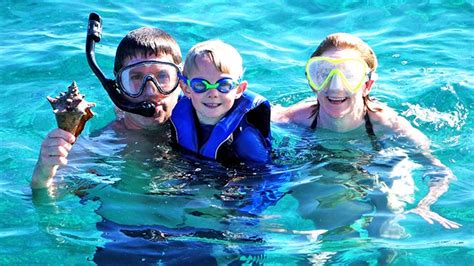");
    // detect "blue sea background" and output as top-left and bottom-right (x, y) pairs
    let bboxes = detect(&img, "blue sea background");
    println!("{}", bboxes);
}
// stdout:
(1, 0), (473, 265)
